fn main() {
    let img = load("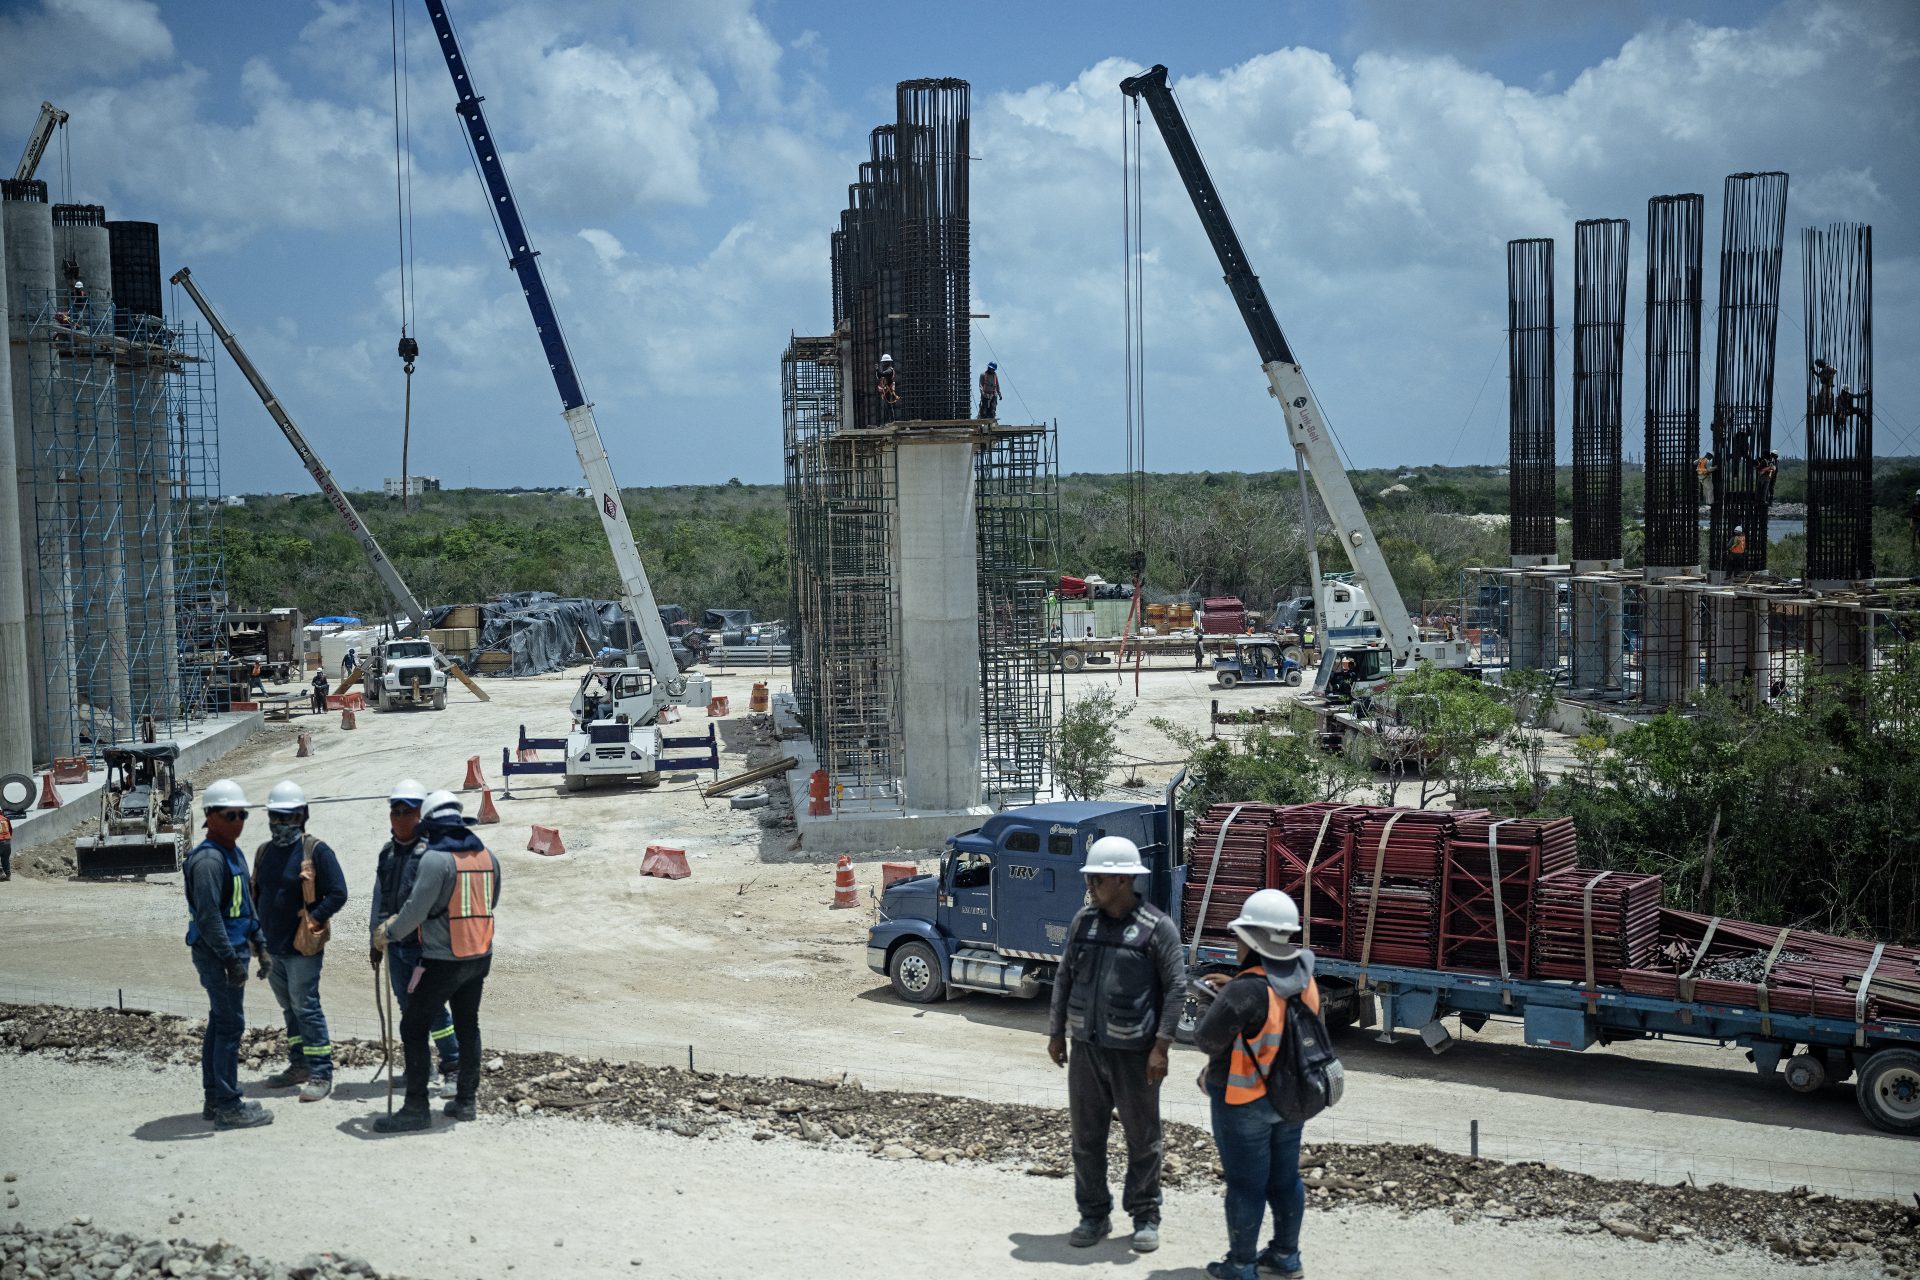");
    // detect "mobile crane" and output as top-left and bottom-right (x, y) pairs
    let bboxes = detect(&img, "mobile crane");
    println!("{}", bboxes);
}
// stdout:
(422, 0), (715, 789)
(1118, 65), (1471, 699)
(14, 100), (67, 182)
